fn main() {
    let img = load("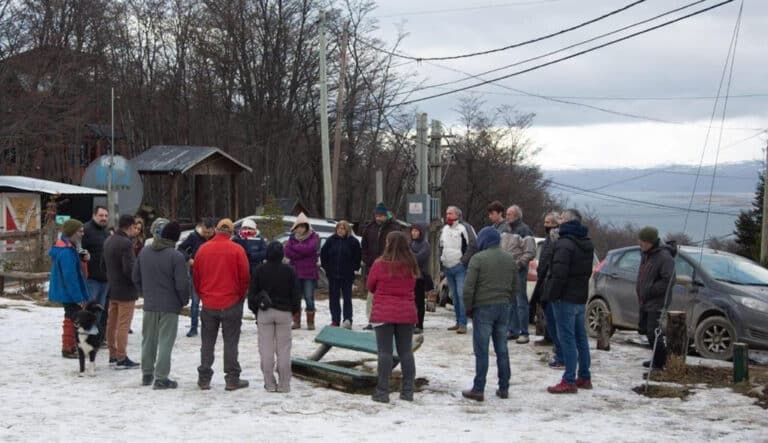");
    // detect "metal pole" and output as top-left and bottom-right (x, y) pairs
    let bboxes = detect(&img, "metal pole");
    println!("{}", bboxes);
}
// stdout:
(415, 113), (428, 194)
(108, 87), (115, 226)
(331, 22), (349, 217)
(761, 140), (768, 264)
(375, 170), (383, 204)
(318, 10), (333, 218)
